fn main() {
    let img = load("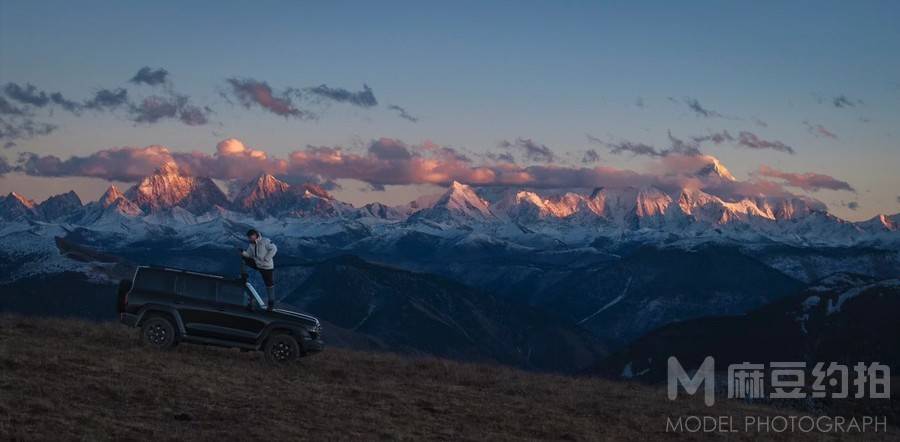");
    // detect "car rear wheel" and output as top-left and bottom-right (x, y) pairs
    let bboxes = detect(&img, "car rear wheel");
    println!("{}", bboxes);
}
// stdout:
(141, 316), (177, 350)
(264, 333), (299, 364)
